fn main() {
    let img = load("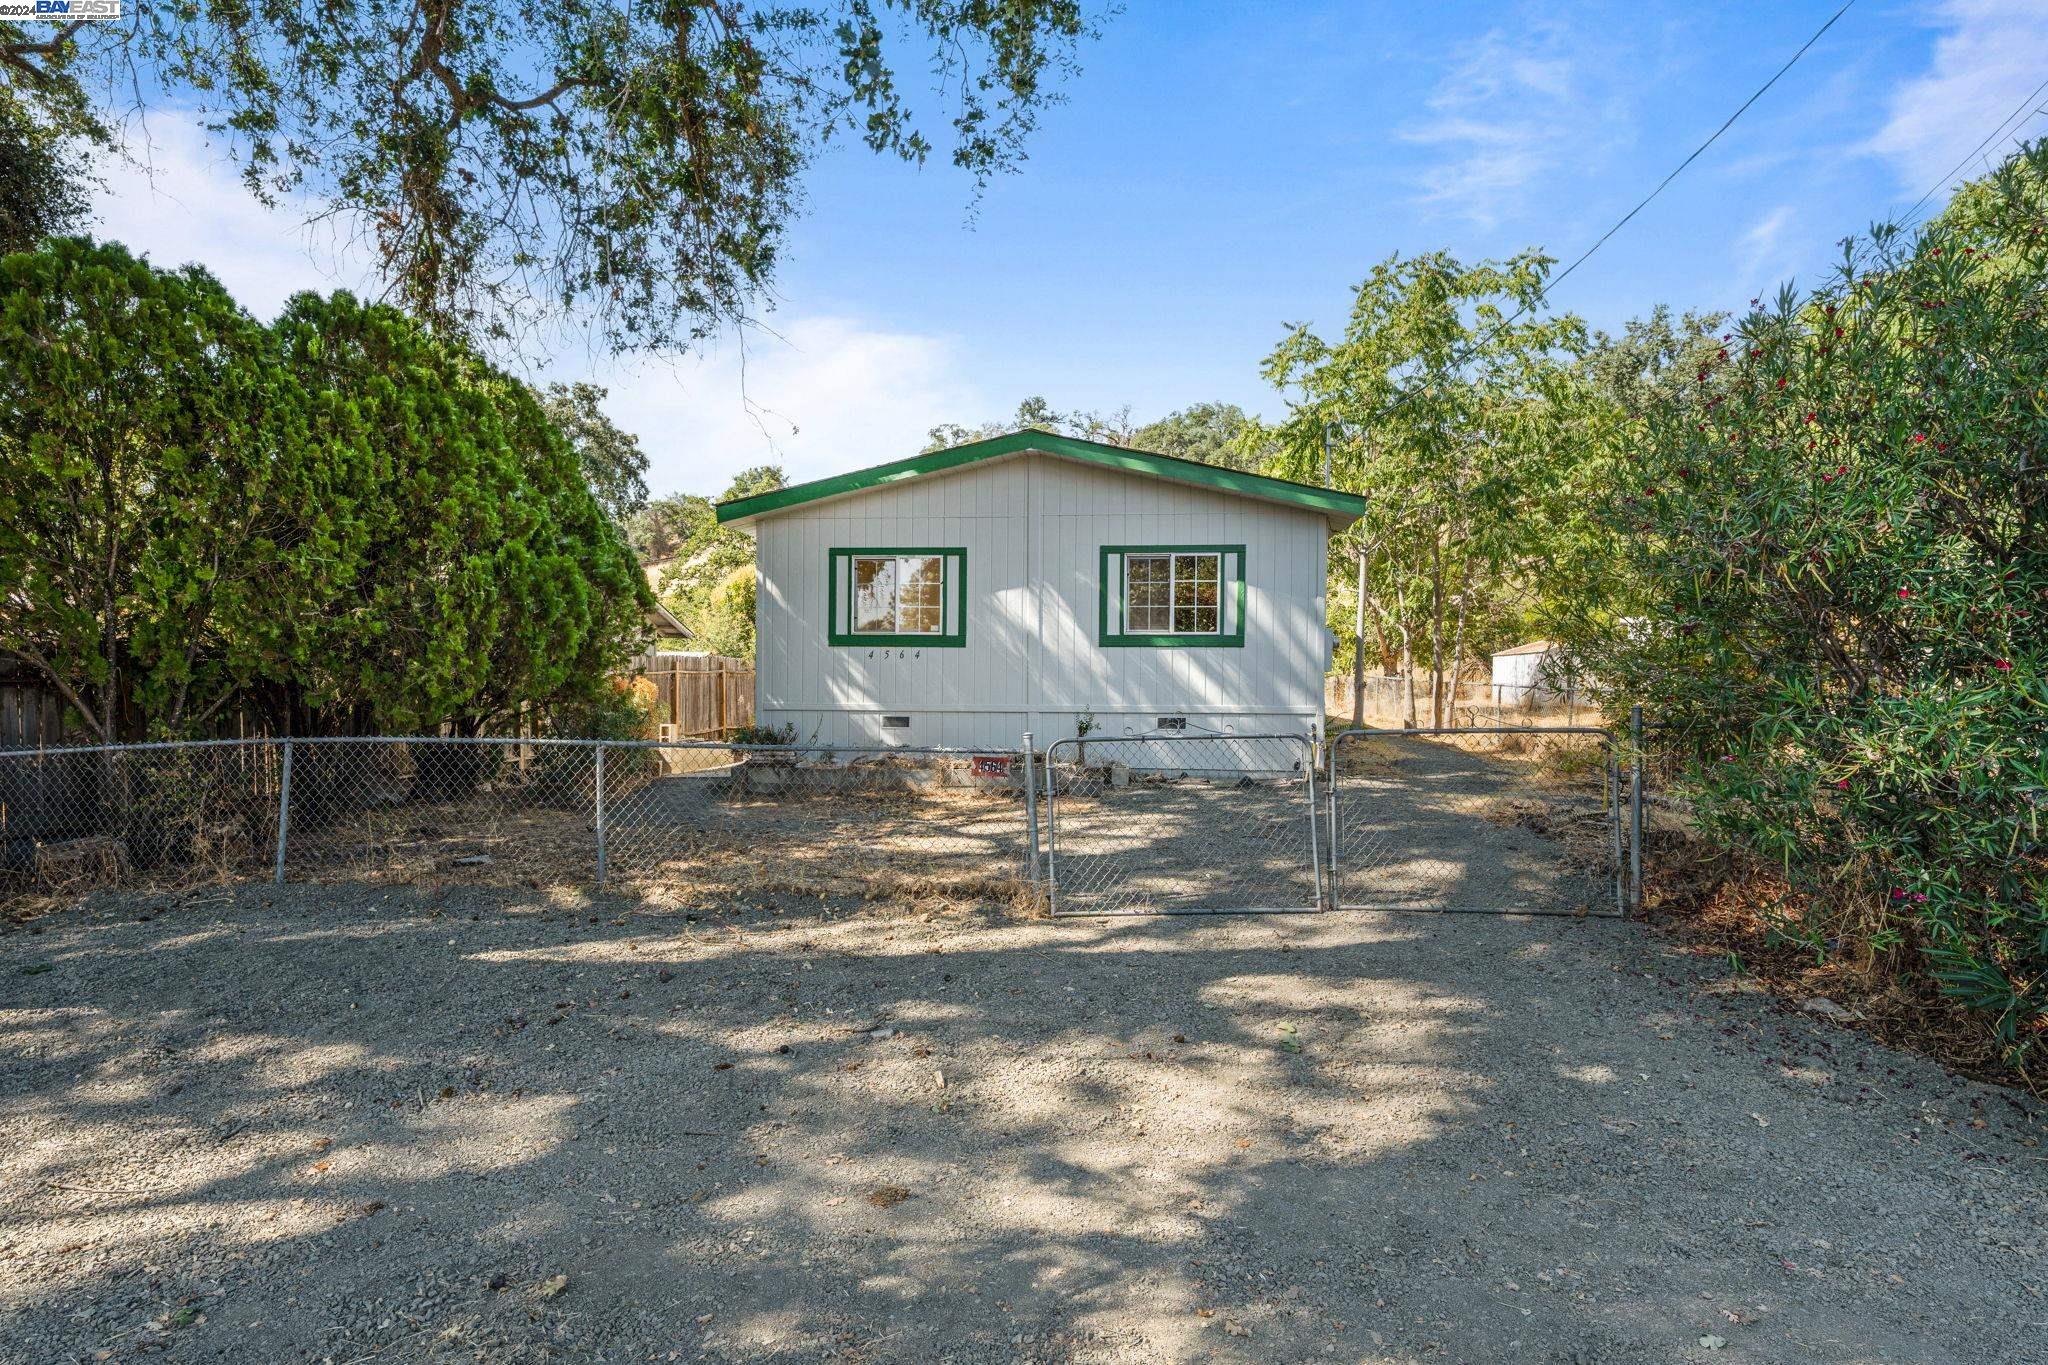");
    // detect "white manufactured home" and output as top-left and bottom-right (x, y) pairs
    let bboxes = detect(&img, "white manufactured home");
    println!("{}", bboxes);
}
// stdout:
(714, 431), (1367, 751)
